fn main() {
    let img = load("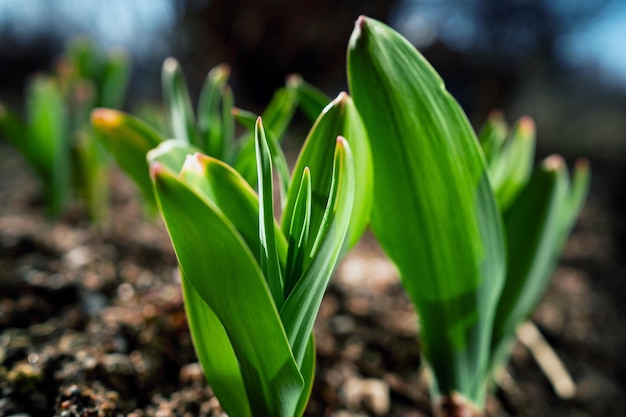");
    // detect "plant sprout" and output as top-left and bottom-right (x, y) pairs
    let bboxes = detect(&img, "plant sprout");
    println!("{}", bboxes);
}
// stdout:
(347, 16), (589, 417)
(0, 38), (130, 220)
(149, 115), (354, 417)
